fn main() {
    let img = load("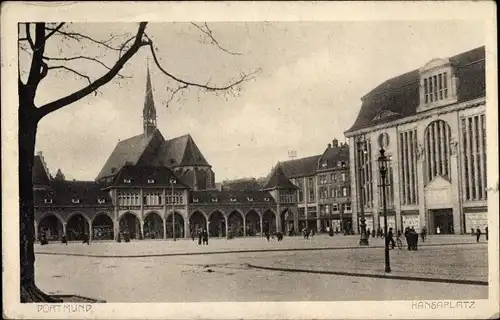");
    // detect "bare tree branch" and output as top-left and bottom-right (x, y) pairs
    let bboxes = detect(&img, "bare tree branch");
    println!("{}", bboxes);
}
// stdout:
(25, 23), (35, 50)
(47, 65), (92, 86)
(165, 84), (189, 108)
(146, 39), (258, 91)
(42, 55), (131, 78)
(44, 23), (65, 40)
(44, 27), (122, 51)
(119, 36), (137, 58)
(37, 22), (149, 118)
(191, 22), (242, 55)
